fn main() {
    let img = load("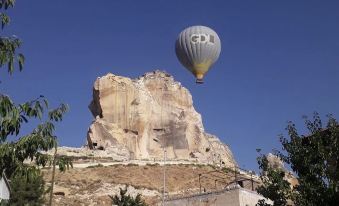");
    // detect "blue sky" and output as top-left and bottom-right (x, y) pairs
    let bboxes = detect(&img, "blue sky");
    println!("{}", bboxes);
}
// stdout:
(1, 0), (339, 170)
